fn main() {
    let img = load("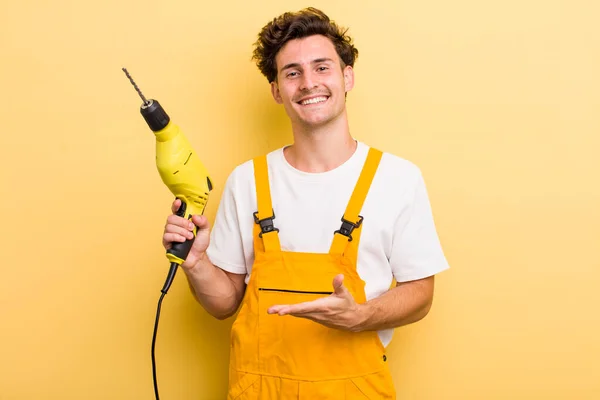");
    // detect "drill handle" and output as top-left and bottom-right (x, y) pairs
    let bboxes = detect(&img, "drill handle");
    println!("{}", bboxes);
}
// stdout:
(166, 198), (199, 265)
(161, 198), (201, 294)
